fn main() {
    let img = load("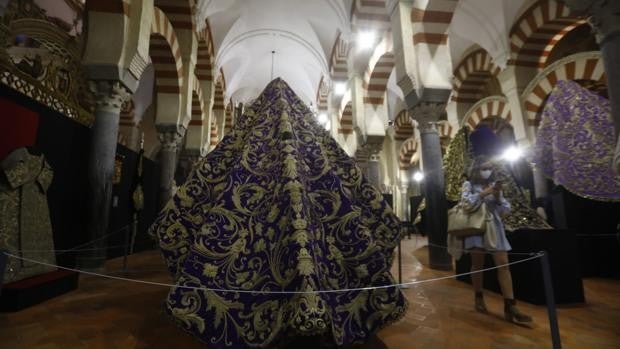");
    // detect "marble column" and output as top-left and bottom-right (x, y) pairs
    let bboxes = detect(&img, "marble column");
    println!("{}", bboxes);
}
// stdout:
(561, 0), (620, 173)
(399, 183), (409, 221)
(157, 126), (183, 209)
(413, 103), (452, 270)
(177, 148), (201, 183)
(79, 81), (130, 270)
(367, 153), (382, 188)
